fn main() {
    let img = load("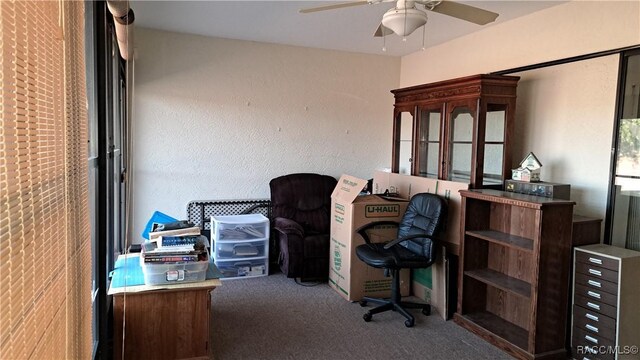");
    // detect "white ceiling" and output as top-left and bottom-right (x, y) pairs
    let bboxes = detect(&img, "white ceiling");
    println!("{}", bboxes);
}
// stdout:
(132, 0), (566, 57)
